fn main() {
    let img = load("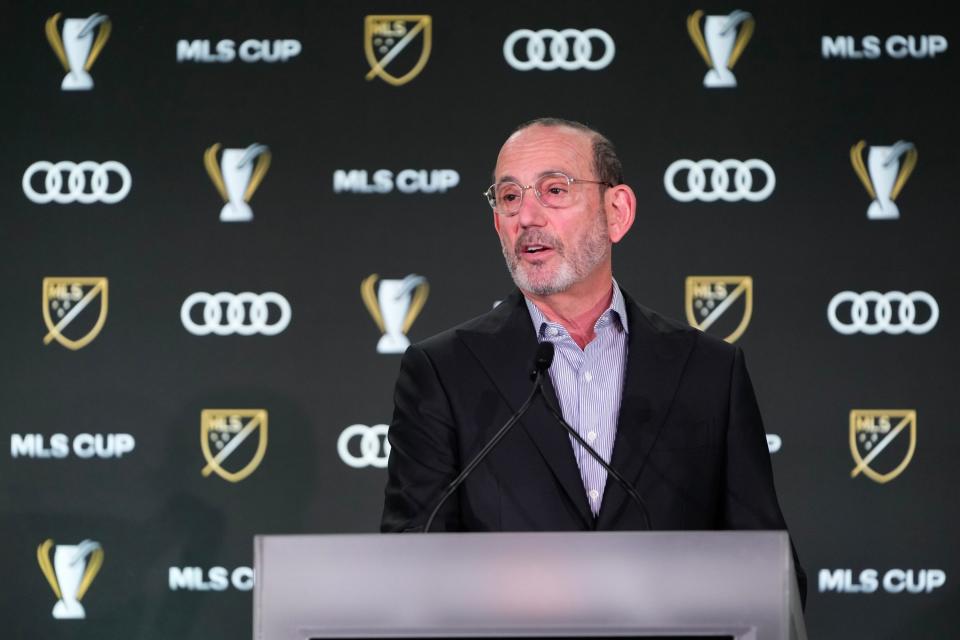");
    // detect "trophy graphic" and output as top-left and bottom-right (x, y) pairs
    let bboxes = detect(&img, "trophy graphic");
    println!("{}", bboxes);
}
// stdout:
(850, 140), (917, 220)
(687, 10), (754, 88)
(204, 143), (272, 222)
(37, 539), (103, 619)
(361, 274), (429, 353)
(45, 13), (111, 91)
